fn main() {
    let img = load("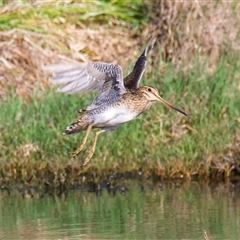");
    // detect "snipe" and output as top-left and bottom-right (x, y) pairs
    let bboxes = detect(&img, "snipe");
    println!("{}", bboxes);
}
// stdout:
(45, 38), (188, 166)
